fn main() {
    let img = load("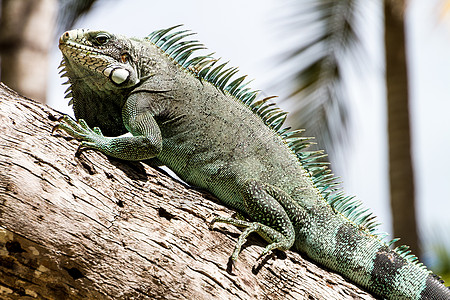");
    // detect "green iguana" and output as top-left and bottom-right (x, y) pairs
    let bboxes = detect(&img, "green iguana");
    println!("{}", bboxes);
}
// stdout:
(55, 26), (450, 299)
